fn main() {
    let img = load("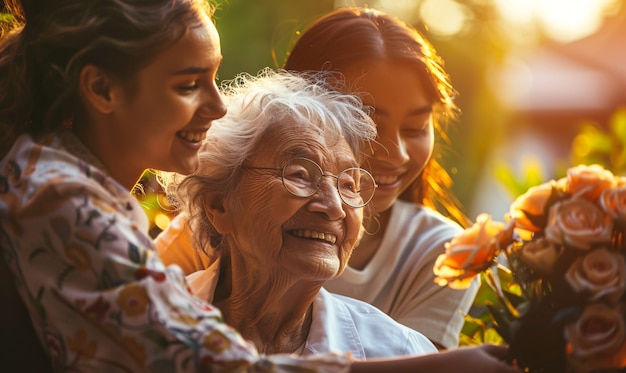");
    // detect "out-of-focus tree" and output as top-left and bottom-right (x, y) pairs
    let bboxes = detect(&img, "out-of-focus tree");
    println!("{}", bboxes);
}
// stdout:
(338, 0), (625, 219)
(571, 106), (626, 174)
(213, 0), (334, 81)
